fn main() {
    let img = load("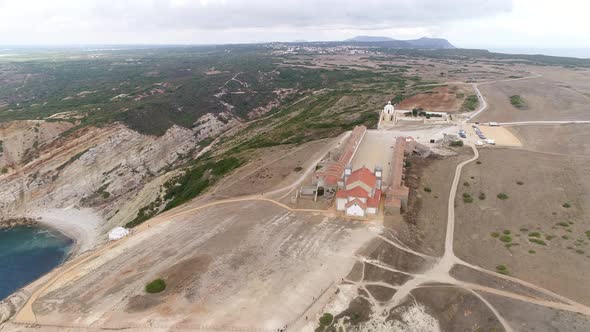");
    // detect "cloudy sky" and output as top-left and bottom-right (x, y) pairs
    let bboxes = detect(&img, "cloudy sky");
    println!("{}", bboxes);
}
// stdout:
(0, 0), (588, 49)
